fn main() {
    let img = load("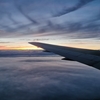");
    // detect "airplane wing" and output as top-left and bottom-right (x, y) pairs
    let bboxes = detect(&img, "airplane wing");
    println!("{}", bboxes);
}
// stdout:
(29, 42), (100, 70)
